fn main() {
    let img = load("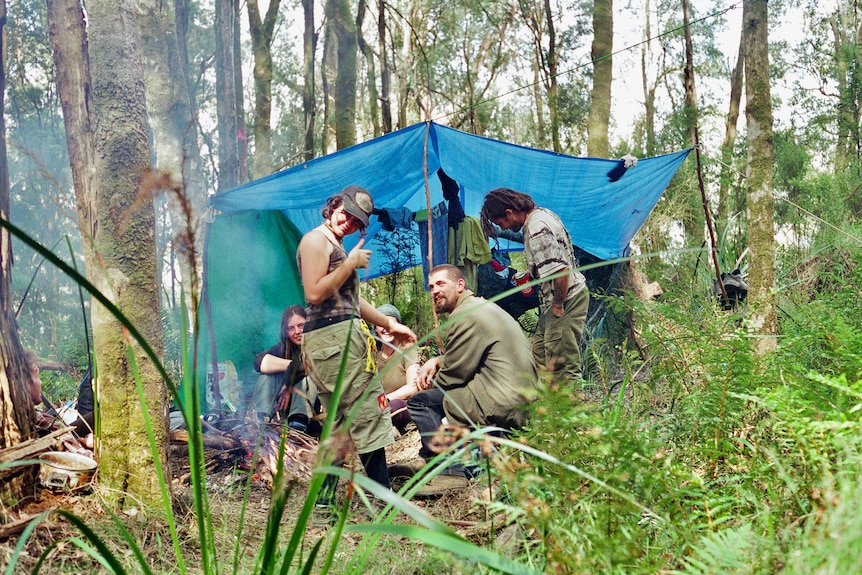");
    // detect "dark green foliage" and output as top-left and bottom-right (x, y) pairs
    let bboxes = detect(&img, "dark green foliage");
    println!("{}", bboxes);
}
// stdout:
(493, 228), (862, 573)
